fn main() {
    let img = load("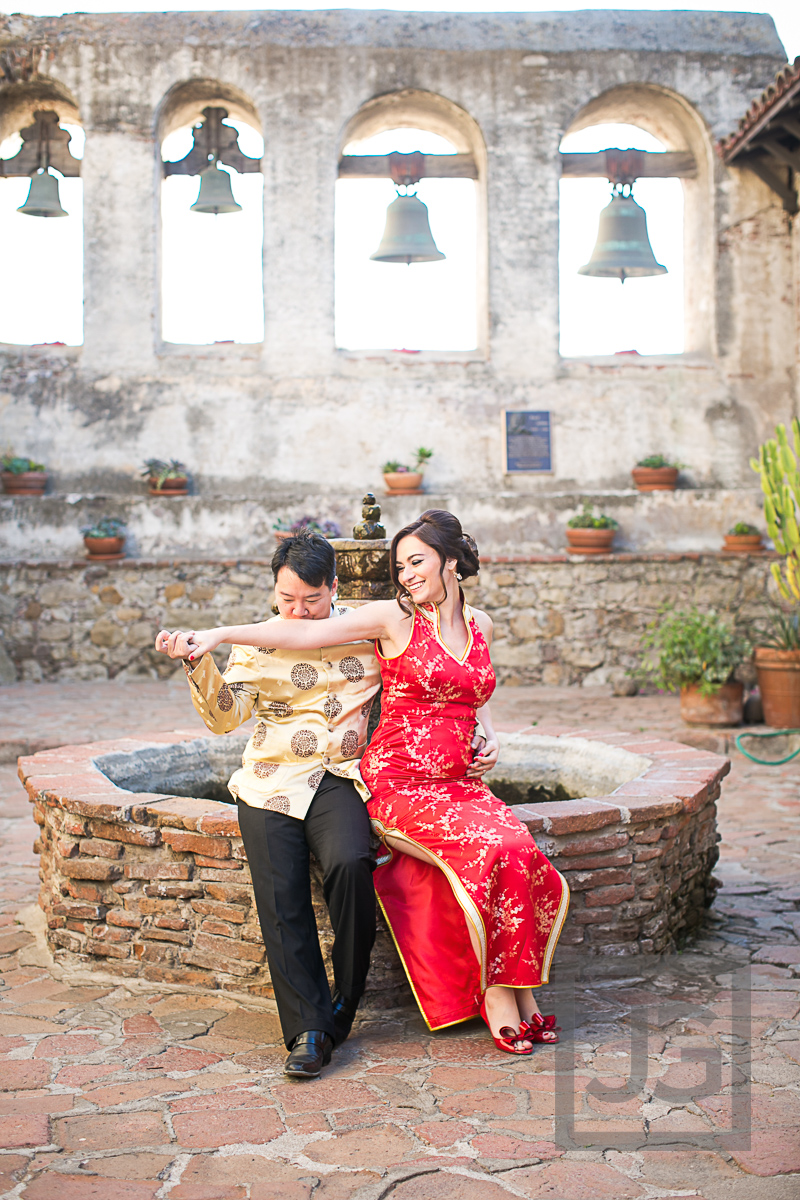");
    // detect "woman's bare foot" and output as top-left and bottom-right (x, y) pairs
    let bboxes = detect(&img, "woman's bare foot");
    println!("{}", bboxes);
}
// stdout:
(482, 985), (532, 1050)
(515, 988), (542, 1024)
